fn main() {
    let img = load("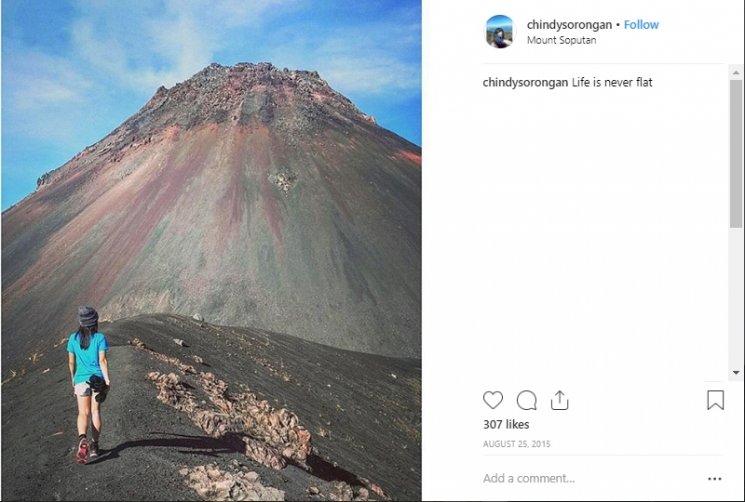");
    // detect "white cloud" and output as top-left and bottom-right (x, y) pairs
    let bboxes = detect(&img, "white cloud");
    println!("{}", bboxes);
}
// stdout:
(69, 20), (130, 82)
(181, 0), (300, 28)
(68, 0), (299, 93)
(2, 47), (98, 146)
(143, 11), (219, 88)
(65, 0), (418, 98)
(5, 50), (92, 111)
(268, 19), (421, 97)
(322, 56), (420, 95)
(70, 13), (204, 92)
